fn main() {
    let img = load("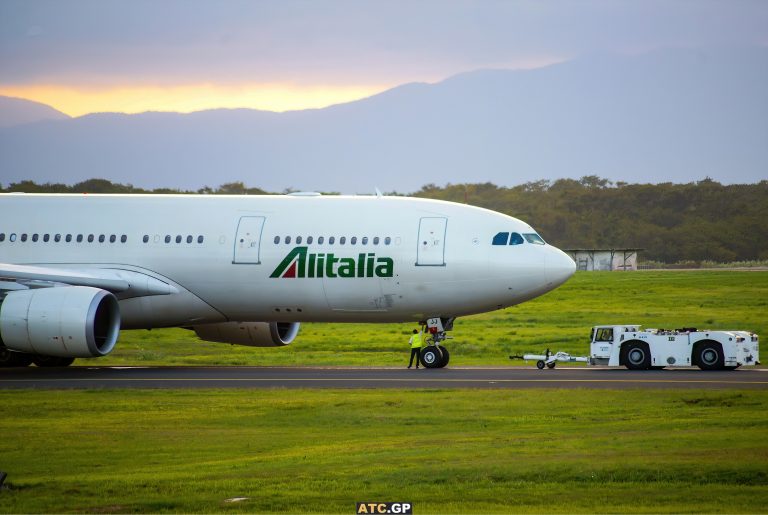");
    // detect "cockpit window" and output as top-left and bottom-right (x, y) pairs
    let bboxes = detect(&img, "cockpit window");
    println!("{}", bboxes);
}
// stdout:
(509, 232), (524, 245)
(523, 233), (546, 245)
(492, 232), (509, 245)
